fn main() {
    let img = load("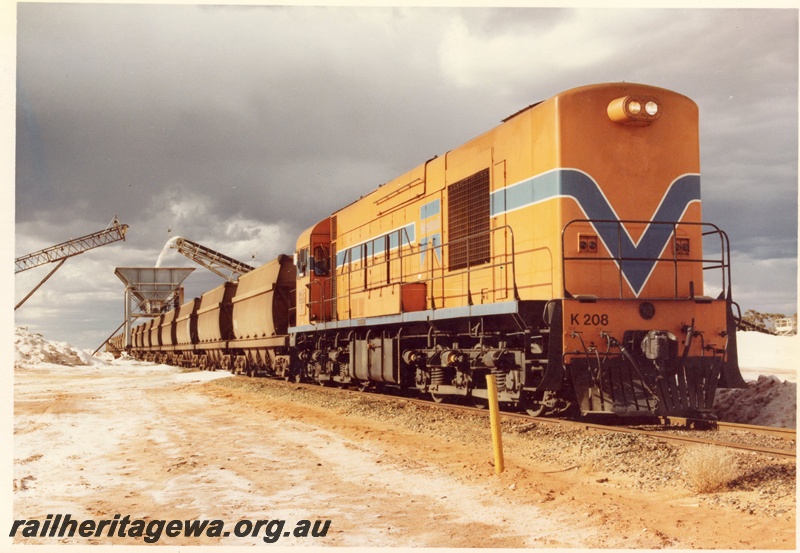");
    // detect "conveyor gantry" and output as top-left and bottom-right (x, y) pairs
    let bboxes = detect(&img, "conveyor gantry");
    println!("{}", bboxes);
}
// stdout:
(15, 217), (128, 273)
(166, 236), (254, 282)
(15, 217), (128, 310)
